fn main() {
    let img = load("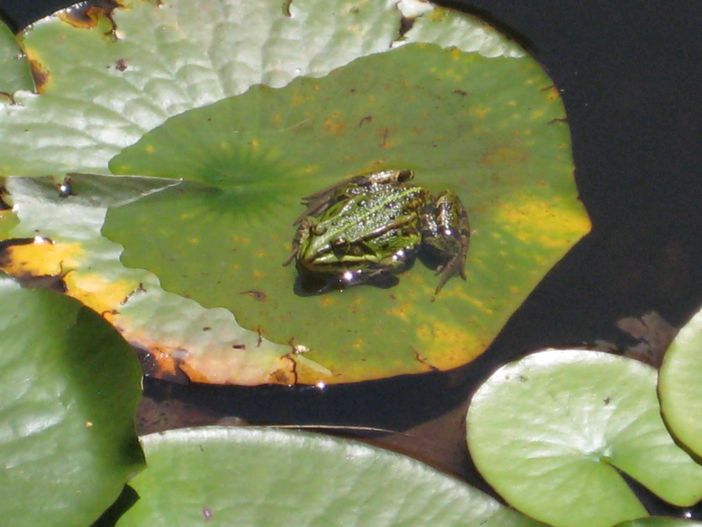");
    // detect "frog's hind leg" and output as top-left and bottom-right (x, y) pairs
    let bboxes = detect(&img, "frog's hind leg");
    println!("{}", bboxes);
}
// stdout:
(421, 191), (470, 294)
